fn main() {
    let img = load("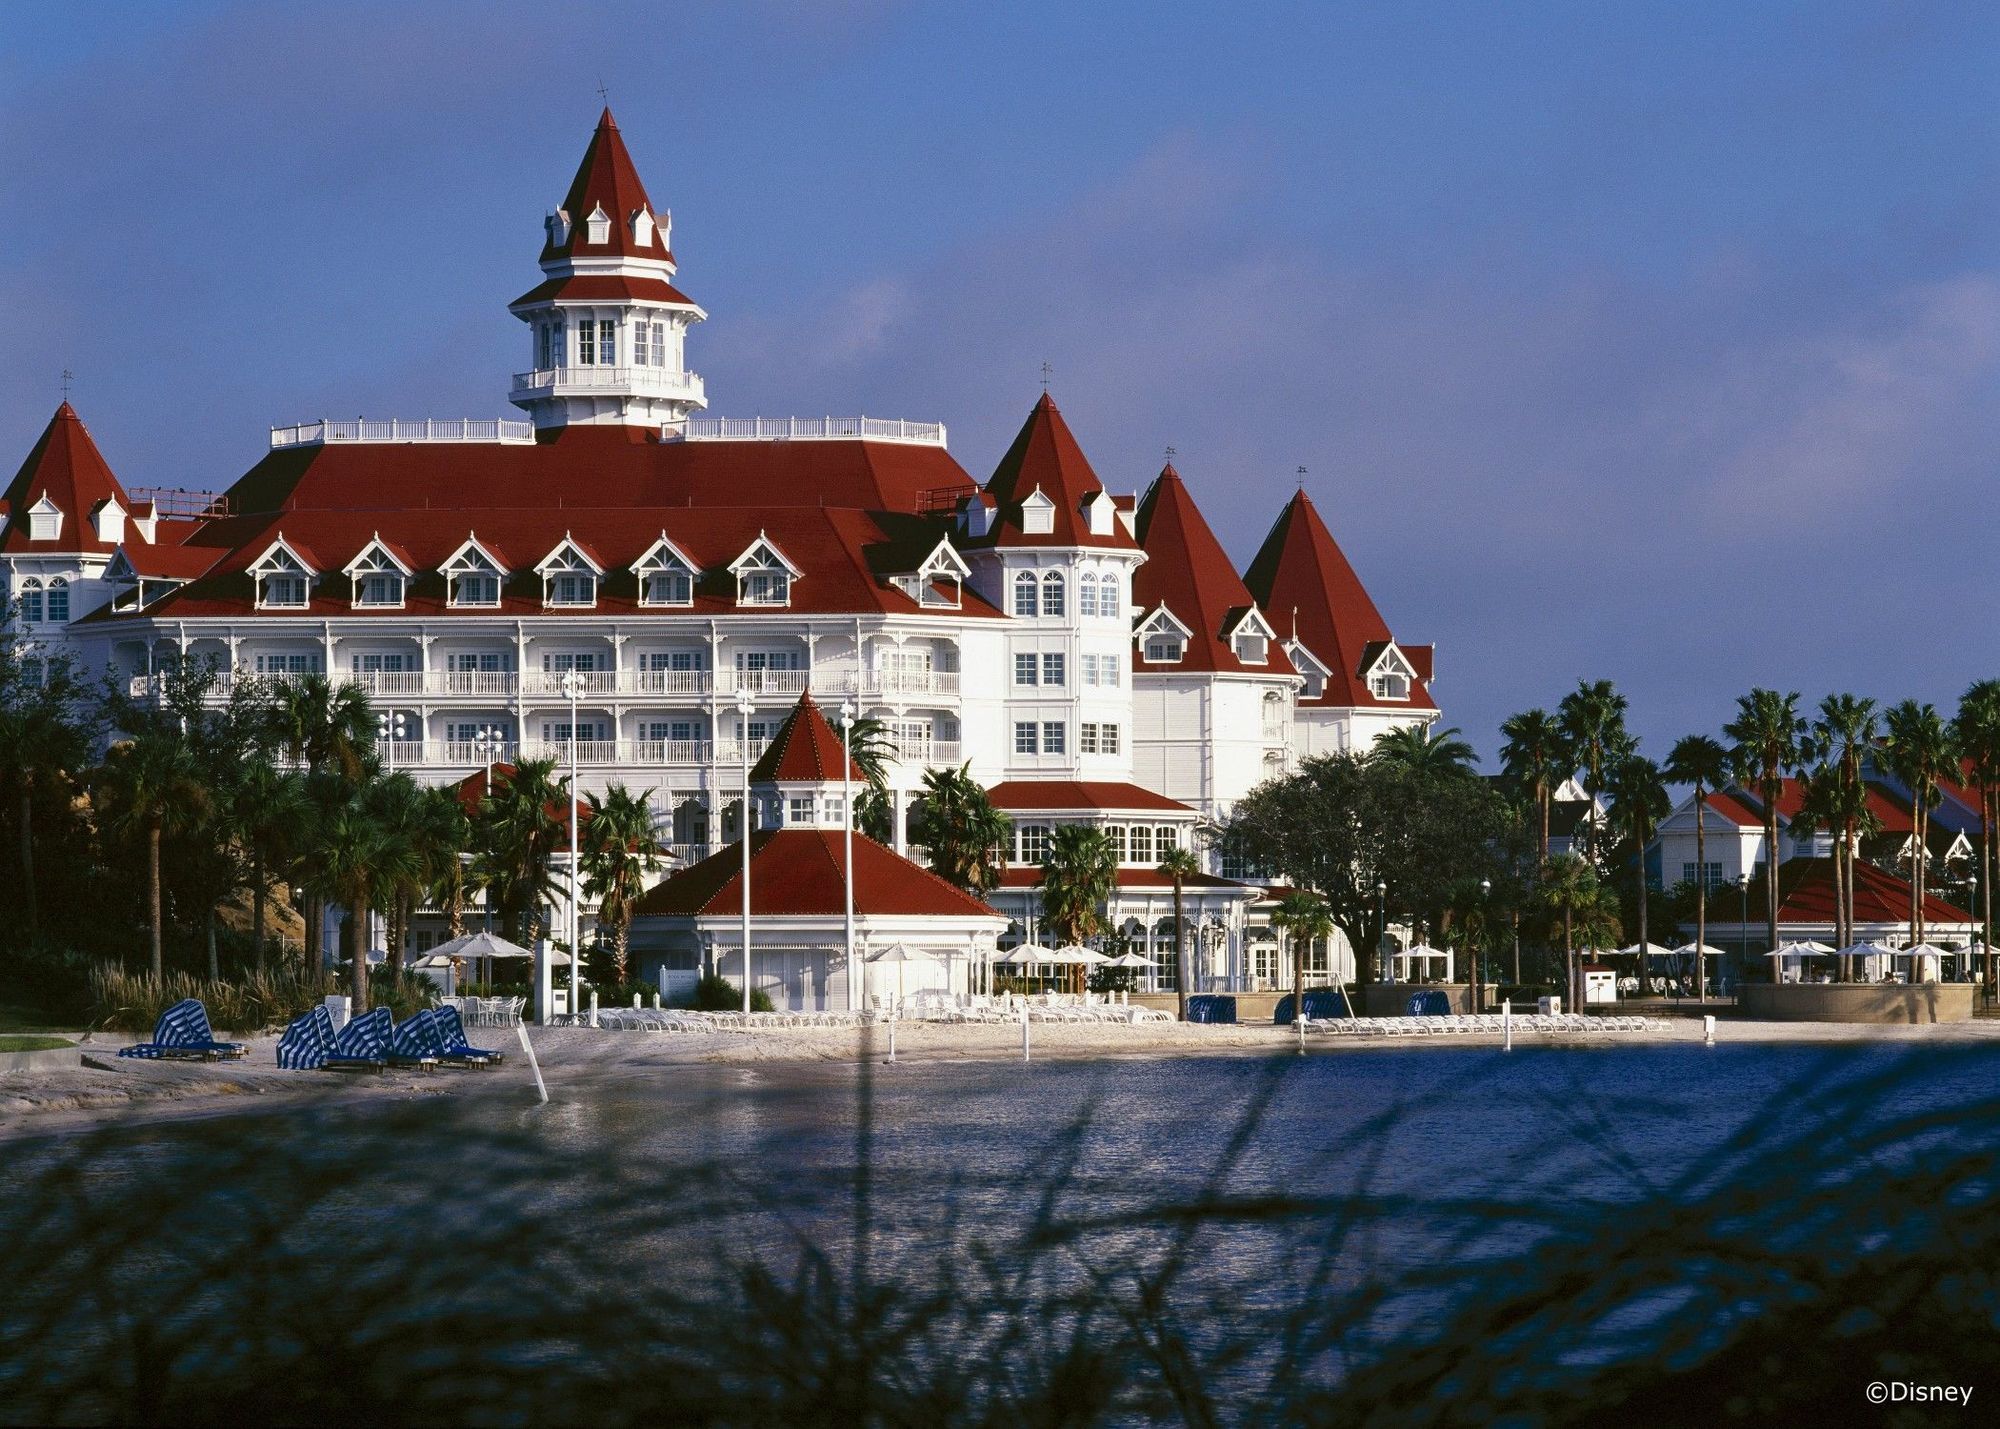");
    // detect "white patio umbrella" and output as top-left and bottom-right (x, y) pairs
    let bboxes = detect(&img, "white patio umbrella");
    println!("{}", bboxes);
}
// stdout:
(998, 943), (1055, 965)
(1665, 942), (1728, 996)
(1768, 940), (1836, 956)
(1398, 942), (1452, 982)
(426, 929), (546, 986)
(1836, 941), (1899, 980)
(1052, 944), (1111, 965)
(1614, 942), (1678, 960)
(1105, 951), (1153, 968)
(1897, 942), (1951, 984)
(869, 942), (940, 1008)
